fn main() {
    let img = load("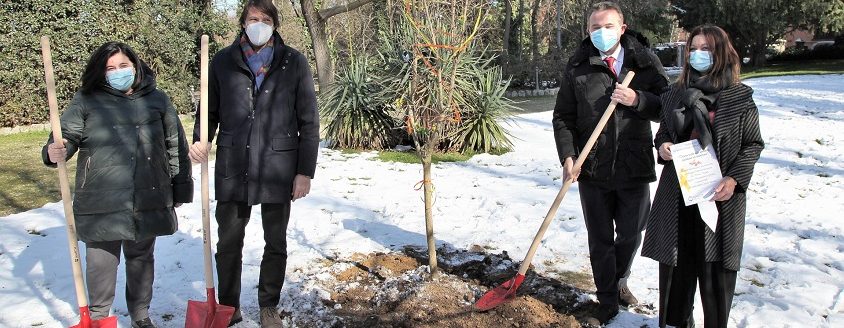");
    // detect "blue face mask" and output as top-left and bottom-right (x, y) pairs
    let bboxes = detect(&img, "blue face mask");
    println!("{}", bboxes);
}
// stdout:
(106, 67), (135, 91)
(590, 28), (619, 53)
(689, 50), (713, 73)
